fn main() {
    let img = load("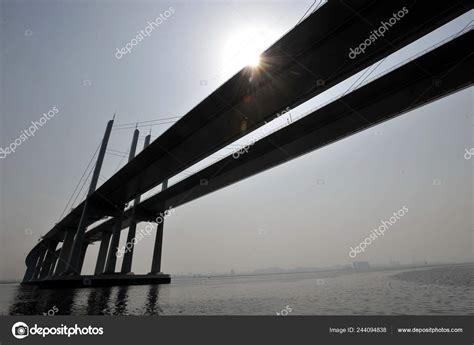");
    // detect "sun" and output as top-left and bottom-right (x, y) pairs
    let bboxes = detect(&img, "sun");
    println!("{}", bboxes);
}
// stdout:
(221, 27), (274, 75)
(247, 53), (261, 68)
